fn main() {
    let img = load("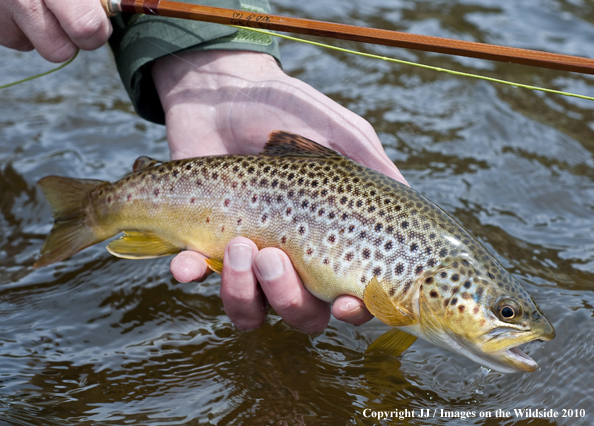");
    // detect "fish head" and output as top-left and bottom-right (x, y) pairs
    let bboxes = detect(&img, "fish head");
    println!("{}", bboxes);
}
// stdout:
(416, 255), (555, 373)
